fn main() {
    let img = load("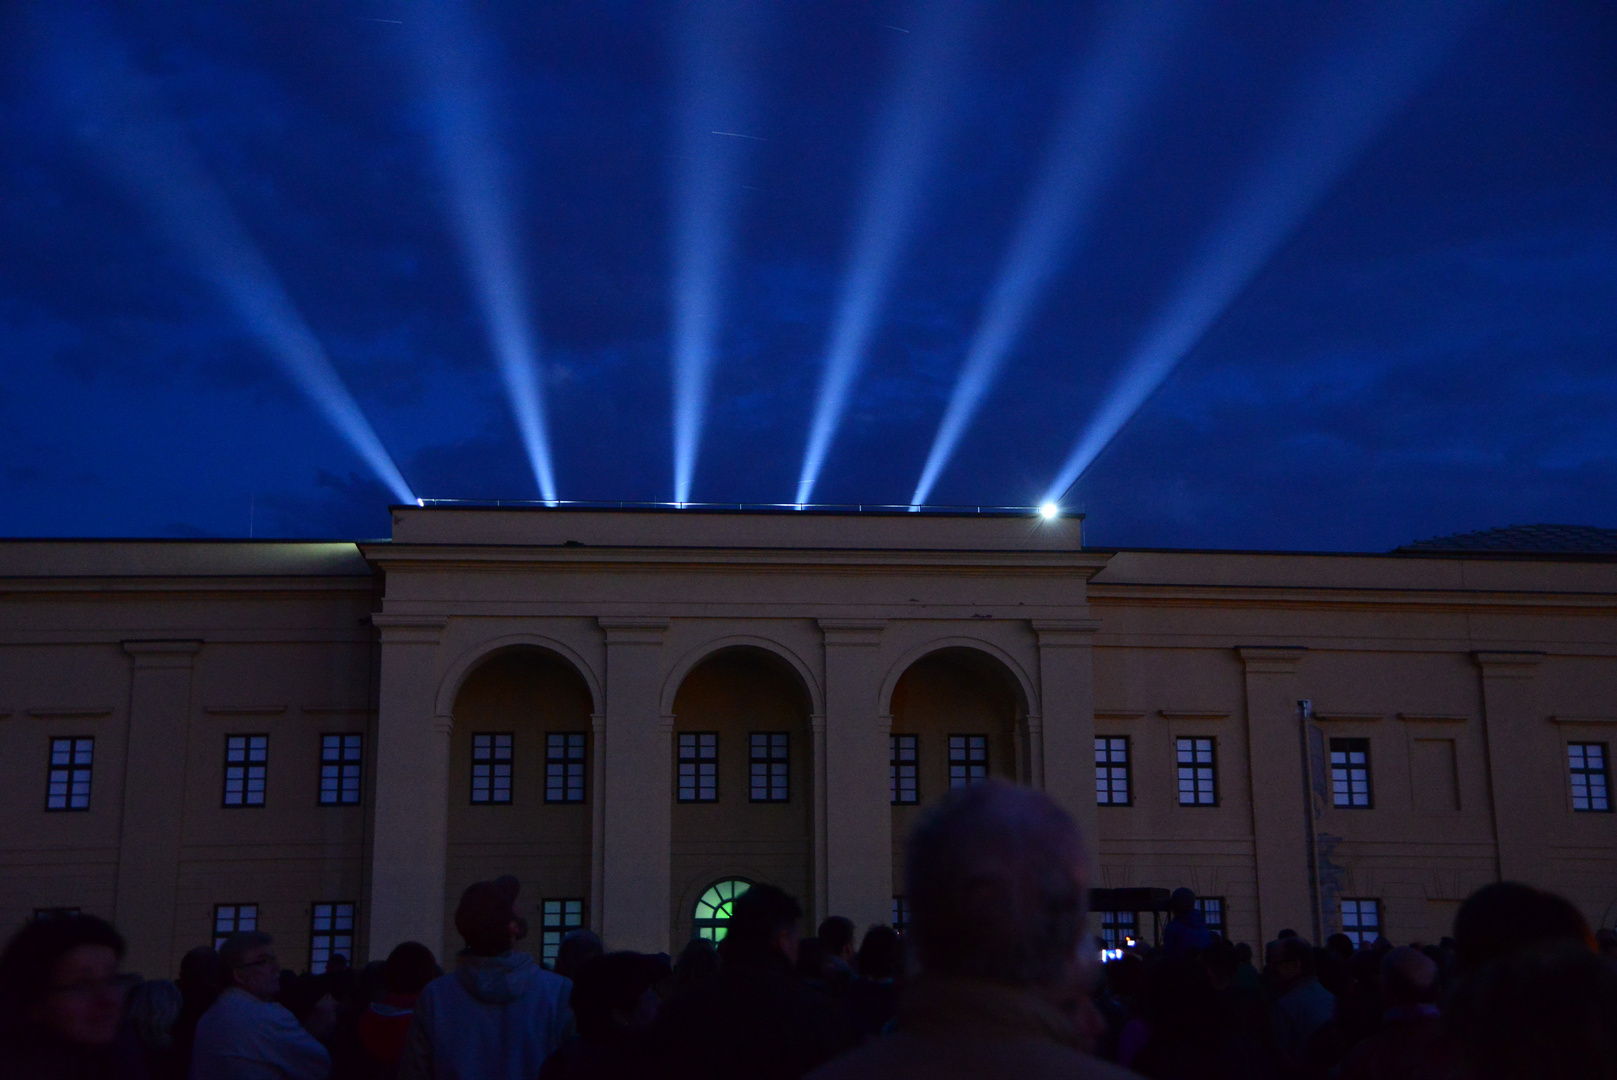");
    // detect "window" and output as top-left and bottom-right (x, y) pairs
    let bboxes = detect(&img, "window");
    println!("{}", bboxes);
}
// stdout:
(678, 733), (718, 802)
(1176, 737), (1217, 806)
(890, 734), (919, 804)
(309, 902), (355, 974)
(1096, 736), (1131, 806)
(1340, 898), (1381, 947)
(892, 896), (910, 934)
(1194, 896), (1225, 937)
(948, 735), (988, 788)
(1330, 738), (1373, 809)
(1100, 910), (1138, 950)
(1569, 743), (1611, 813)
(33, 907), (81, 921)
(213, 903), (258, 949)
(223, 735), (268, 808)
(693, 878), (750, 942)
(471, 733), (514, 805)
(541, 898), (585, 968)
(750, 733), (789, 802)
(545, 734), (587, 804)
(46, 737), (94, 811)
(320, 734), (363, 806)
